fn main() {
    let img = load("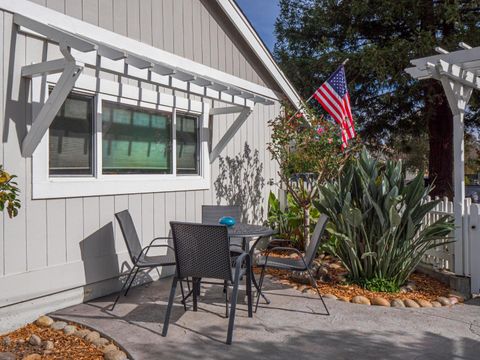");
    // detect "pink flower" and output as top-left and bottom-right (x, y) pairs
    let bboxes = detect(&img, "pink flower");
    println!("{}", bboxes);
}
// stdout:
(316, 127), (324, 135)
(328, 138), (333, 144)
(295, 112), (303, 119)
